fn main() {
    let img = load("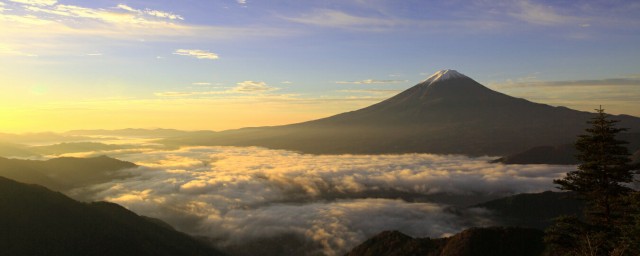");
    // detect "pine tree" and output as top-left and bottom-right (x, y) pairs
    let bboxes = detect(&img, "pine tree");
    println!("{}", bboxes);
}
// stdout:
(545, 107), (639, 255)
(554, 107), (634, 225)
